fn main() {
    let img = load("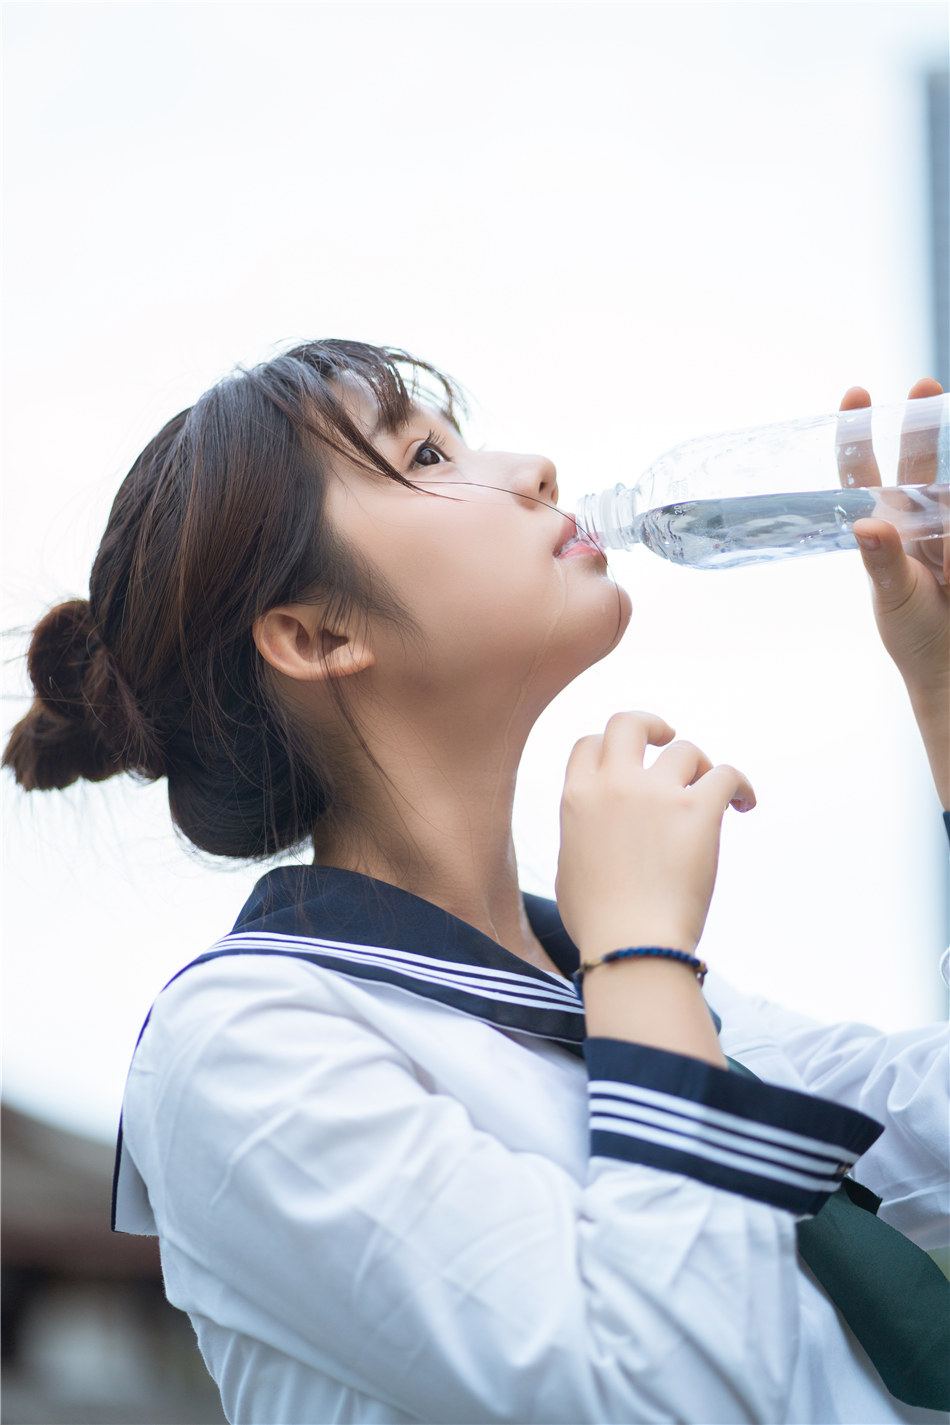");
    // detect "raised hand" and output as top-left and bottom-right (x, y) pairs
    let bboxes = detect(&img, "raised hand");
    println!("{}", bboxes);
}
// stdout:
(838, 379), (949, 808)
(556, 711), (755, 964)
